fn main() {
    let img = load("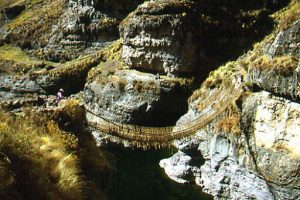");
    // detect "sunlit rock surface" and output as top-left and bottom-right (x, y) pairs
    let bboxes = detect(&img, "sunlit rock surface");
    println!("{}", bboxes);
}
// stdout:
(120, 0), (197, 77)
(160, 91), (300, 199)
